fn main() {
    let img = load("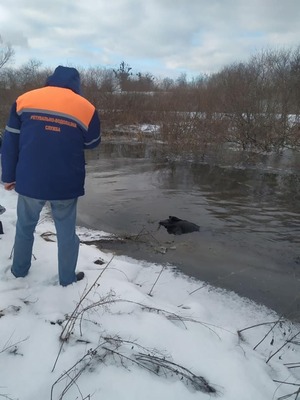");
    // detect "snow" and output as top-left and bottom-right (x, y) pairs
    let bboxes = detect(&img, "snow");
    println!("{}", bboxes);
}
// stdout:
(0, 185), (299, 400)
